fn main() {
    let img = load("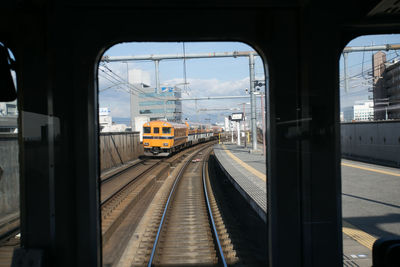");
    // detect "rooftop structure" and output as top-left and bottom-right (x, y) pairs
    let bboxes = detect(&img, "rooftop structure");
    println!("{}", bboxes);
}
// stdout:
(373, 52), (400, 120)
